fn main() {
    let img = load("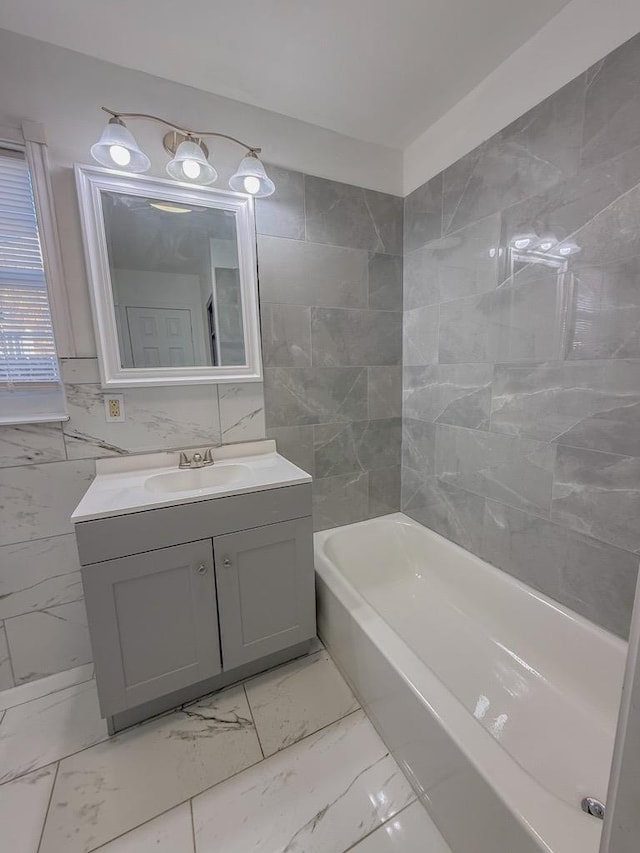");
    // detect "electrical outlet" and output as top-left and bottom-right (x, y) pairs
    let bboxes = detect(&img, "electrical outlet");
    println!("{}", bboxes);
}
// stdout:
(104, 394), (125, 422)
